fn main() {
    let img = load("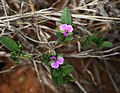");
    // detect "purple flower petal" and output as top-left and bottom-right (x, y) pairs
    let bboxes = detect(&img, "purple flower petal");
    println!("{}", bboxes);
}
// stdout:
(67, 25), (73, 32)
(60, 24), (67, 31)
(50, 56), (56, 60)
(63, 32), (68, 37)
(51, 62), (59, 69)
(57, 57), (64, 65)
